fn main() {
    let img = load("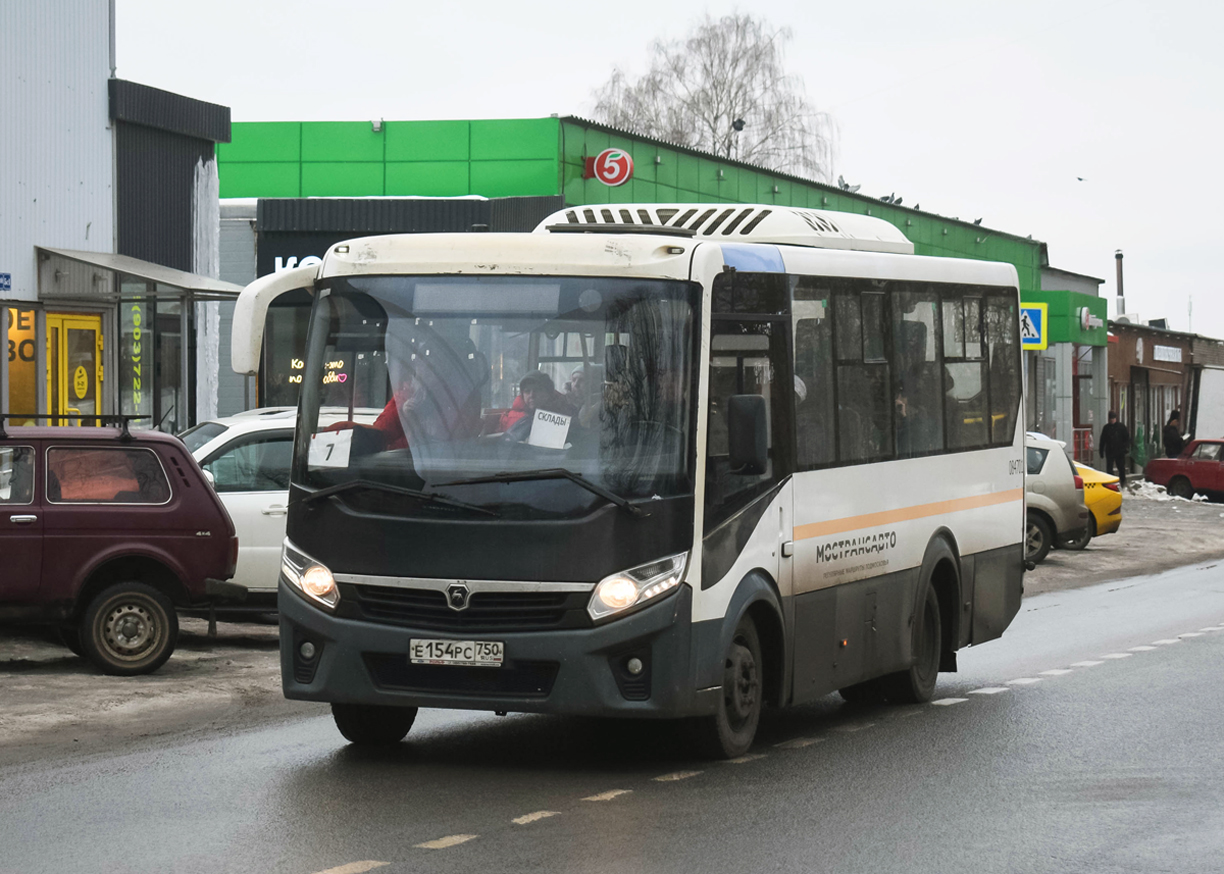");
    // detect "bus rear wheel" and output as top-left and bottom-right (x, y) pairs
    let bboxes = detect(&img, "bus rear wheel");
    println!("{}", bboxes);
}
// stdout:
(693, 615), (763, 759)
(882, 584), (942, 704)
(332, 703), (418, 746)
